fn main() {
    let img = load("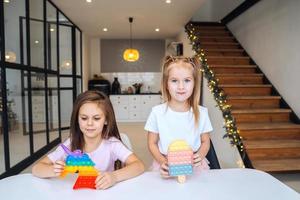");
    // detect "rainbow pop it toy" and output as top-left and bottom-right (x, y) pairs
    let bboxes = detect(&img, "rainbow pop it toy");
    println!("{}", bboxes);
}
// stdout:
(60, 144), (99, 189)
(167, 140), (193, 183)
